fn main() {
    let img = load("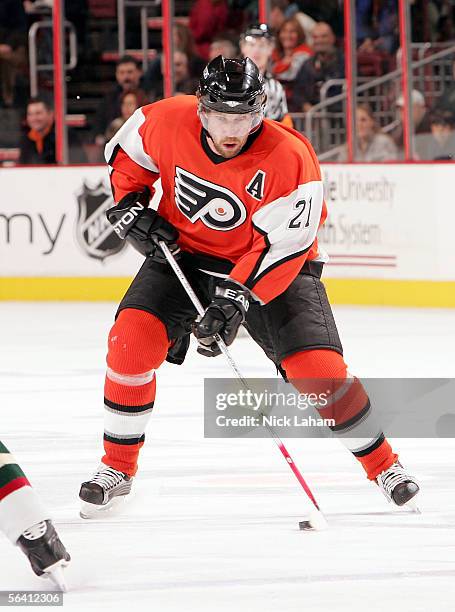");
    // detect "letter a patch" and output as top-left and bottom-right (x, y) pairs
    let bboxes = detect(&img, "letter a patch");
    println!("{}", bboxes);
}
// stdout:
(245, 170), (266, 201)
